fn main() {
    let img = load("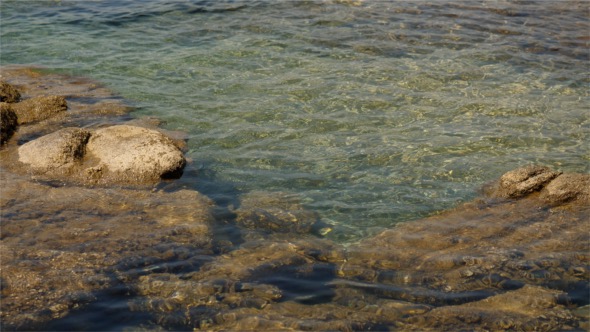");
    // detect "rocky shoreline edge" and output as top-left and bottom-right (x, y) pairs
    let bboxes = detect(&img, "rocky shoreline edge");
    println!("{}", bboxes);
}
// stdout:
(1, 67), (589, 331)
